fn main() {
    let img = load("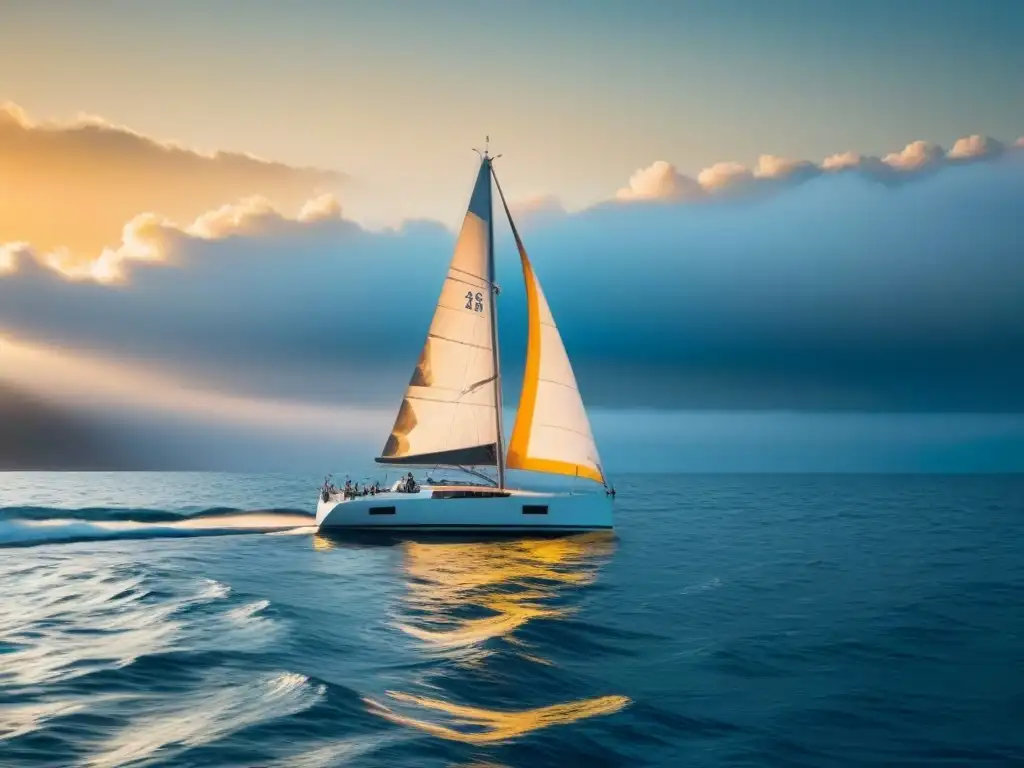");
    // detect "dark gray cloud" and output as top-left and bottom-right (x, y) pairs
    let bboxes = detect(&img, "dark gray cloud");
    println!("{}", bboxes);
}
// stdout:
(0, 379), (377, 472)
(0, 381), (137, 469)
(1, 150), (1023, 414)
